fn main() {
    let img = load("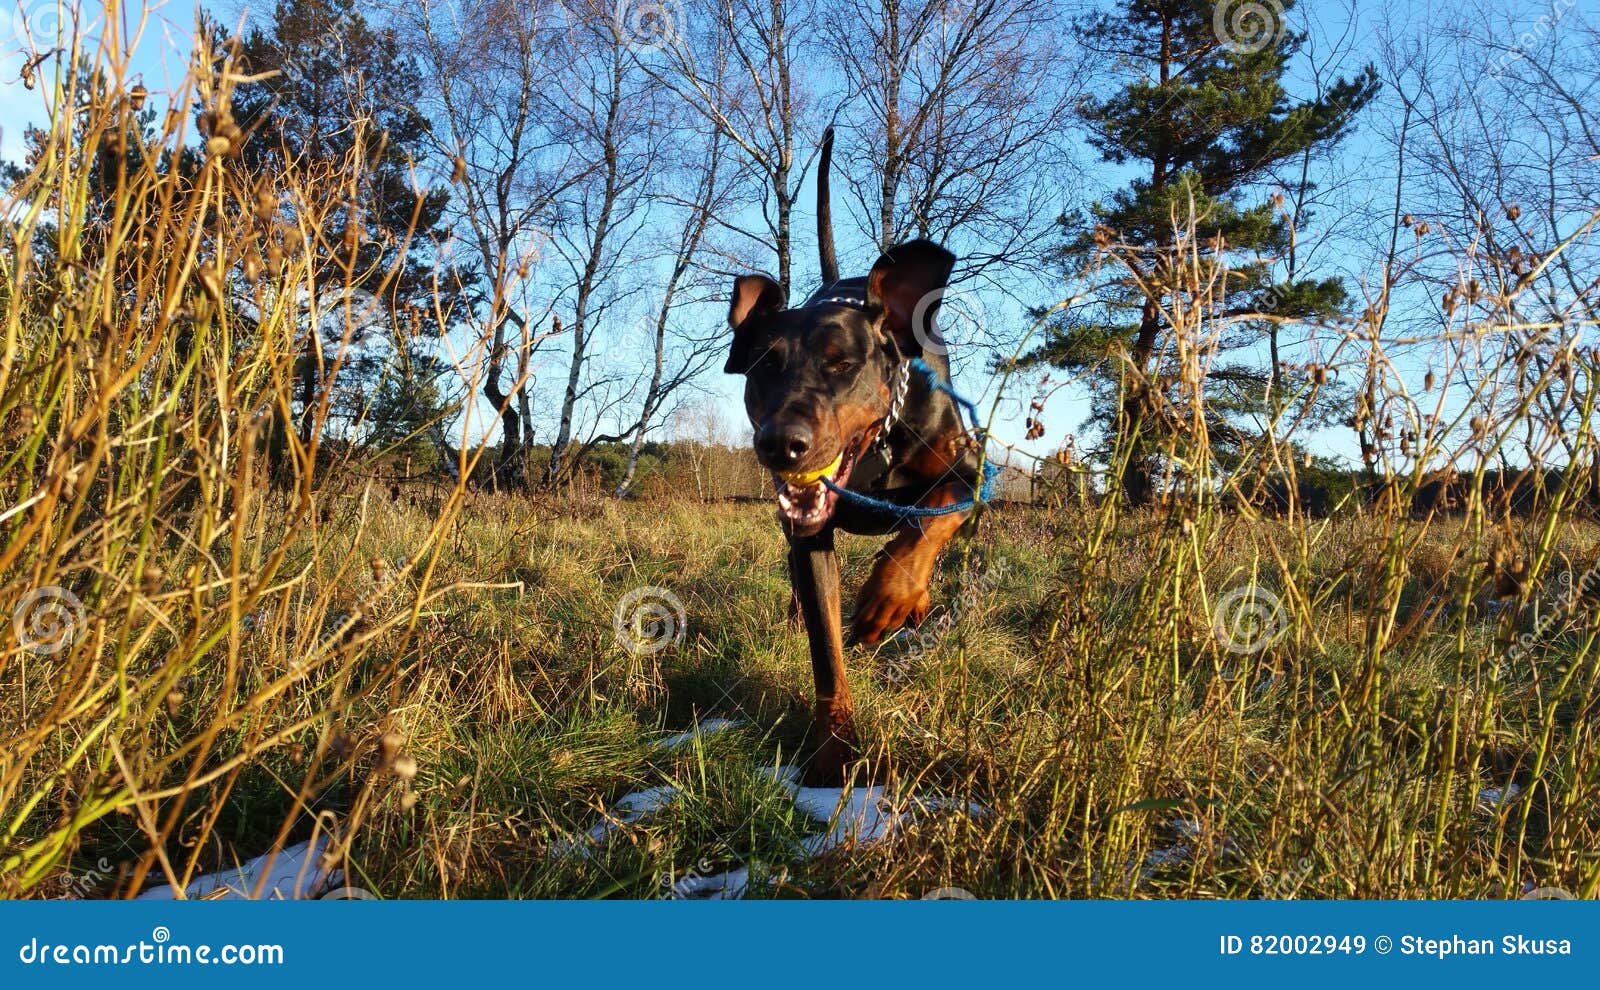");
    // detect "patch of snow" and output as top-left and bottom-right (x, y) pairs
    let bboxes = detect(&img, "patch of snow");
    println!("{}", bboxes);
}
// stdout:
(549, 785), (680, 859)
(658, 718), (739, 752)
(791, 783), (896, 856)
(1478, 783), (1522, 811)
(671, 867), (750, 900)
(667, 766), (990, 899)
(136, 837), (336, 900)
(554, 752), (990, 897)
(560, 760), (989, 898)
